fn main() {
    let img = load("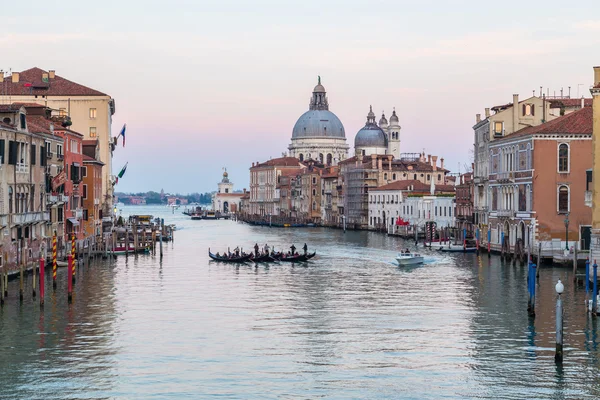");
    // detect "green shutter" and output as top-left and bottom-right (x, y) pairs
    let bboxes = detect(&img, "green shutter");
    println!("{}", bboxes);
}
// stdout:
(8, 141), (17, 165)
(31, 144), (36, 165)
(0, 139), (4, 164)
